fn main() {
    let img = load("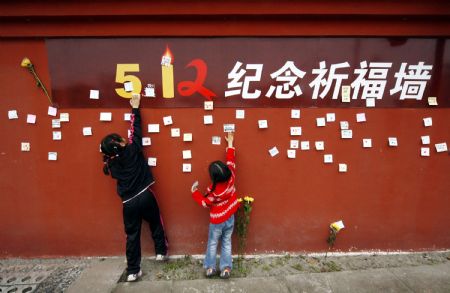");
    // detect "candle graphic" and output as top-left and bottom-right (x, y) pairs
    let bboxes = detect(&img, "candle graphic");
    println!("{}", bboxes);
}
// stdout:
(161, 46), (174, 98)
